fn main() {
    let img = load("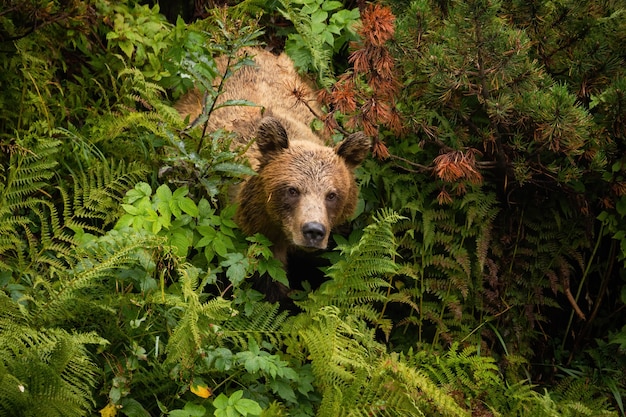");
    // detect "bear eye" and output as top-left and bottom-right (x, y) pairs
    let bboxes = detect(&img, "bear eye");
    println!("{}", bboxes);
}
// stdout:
(326, 192), (337, 201)
(288, 187), (299, 196)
